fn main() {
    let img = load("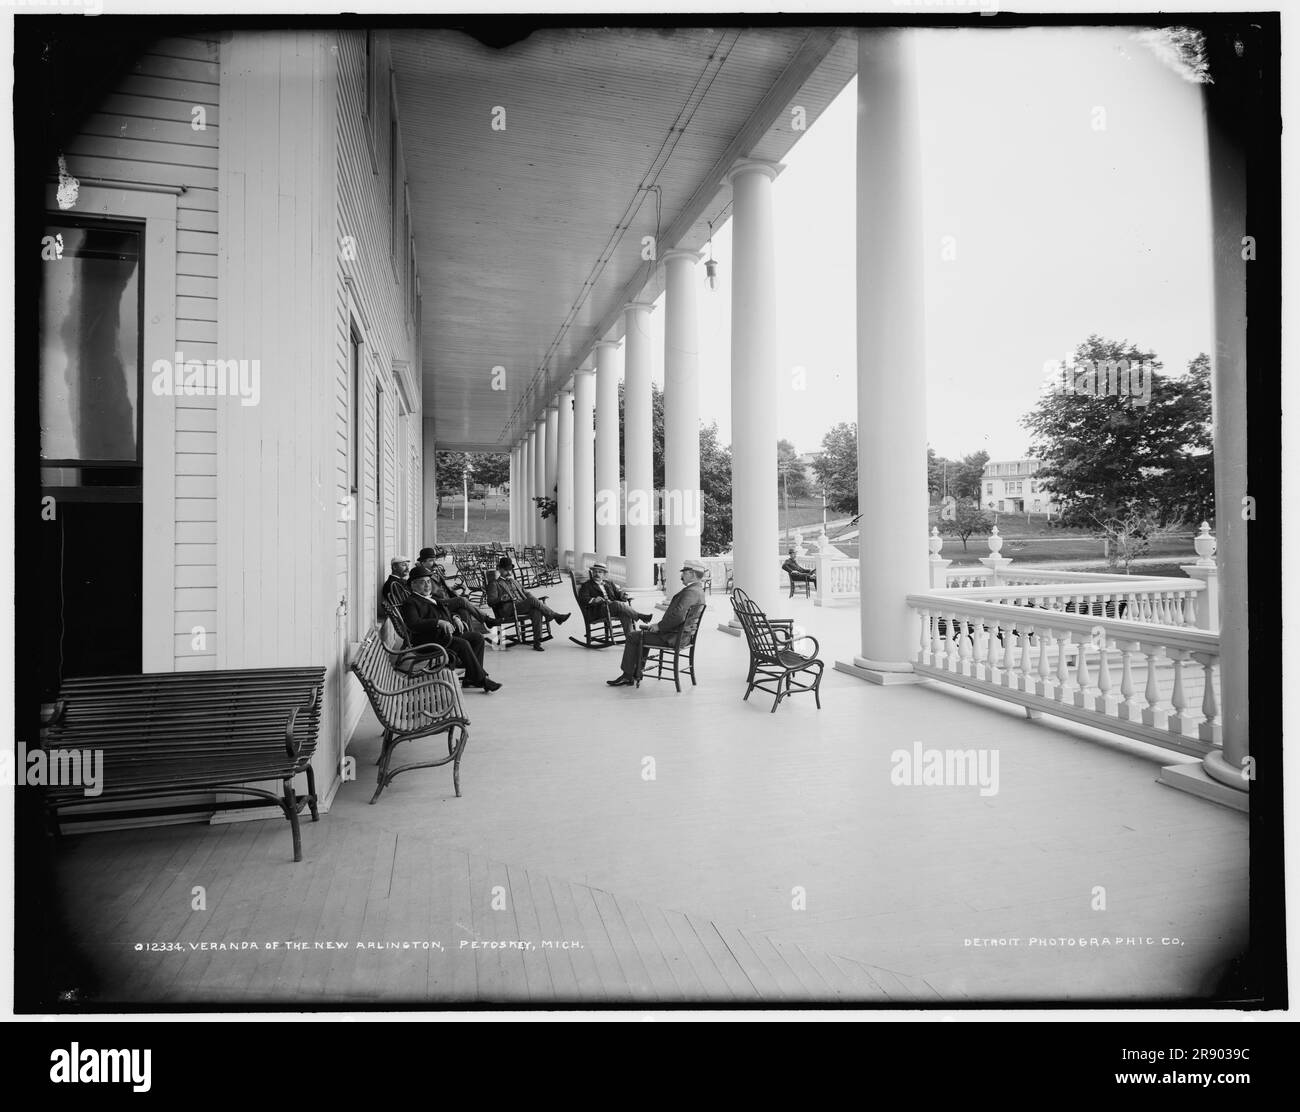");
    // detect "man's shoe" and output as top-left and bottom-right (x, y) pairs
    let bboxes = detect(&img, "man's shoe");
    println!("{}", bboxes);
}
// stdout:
(606, 675), (635, 687)
(555, 612), (571, 625)
(532, 643), (545, 652)
(482, 678), (502, 692)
